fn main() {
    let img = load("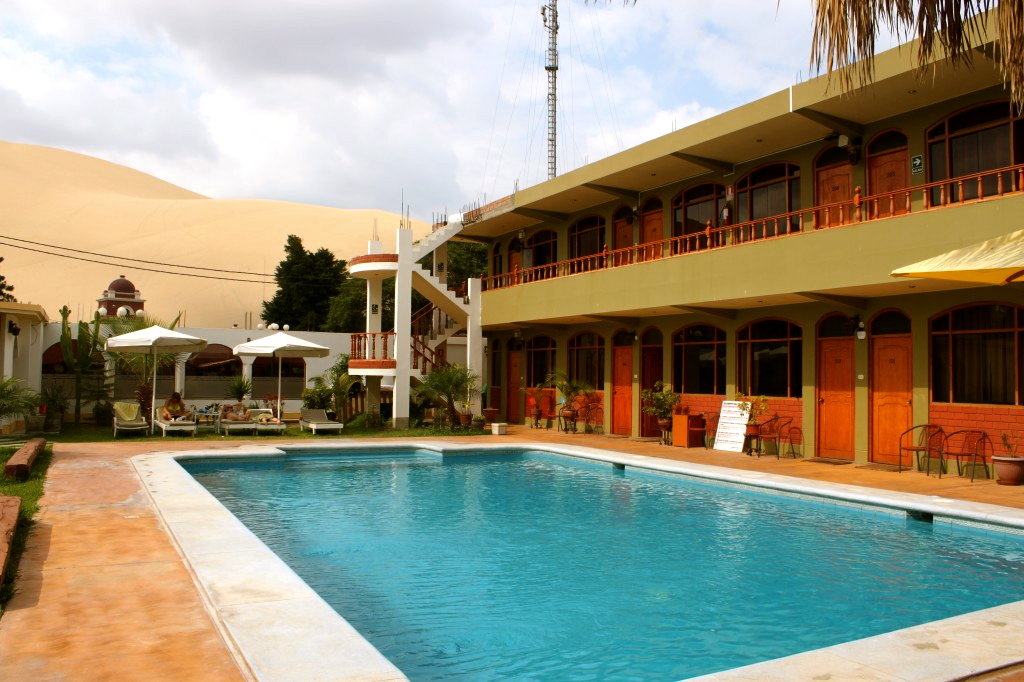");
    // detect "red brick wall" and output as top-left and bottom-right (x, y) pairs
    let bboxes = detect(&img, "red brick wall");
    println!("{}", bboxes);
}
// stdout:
(930, 403), (1024, 460)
